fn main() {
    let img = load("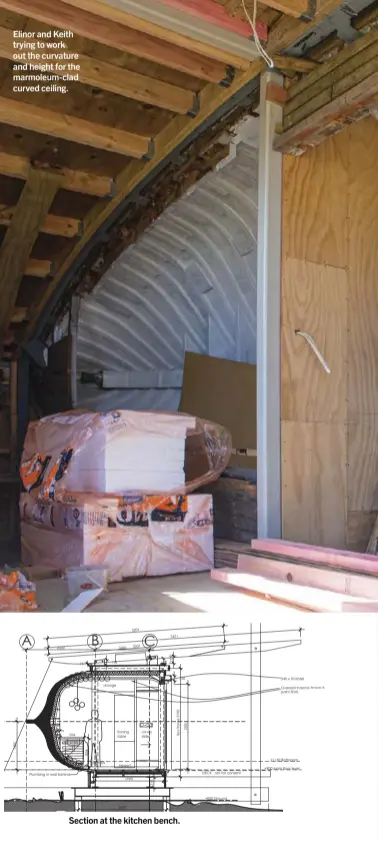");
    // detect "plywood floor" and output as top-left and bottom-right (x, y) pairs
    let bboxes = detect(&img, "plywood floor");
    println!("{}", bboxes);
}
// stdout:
(35, 571), (302, 617)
